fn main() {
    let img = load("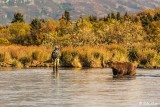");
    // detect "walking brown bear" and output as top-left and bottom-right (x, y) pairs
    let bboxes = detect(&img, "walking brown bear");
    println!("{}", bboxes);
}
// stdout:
(106, 61), (136, 77)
